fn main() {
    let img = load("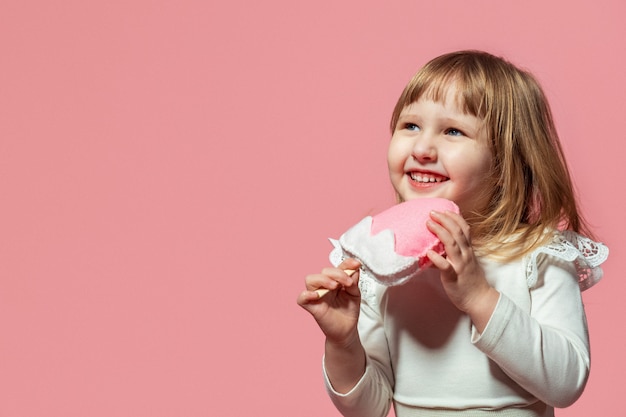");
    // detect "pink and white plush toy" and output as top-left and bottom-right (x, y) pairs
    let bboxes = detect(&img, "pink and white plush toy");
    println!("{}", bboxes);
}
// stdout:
(329, 198), (460, 287)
